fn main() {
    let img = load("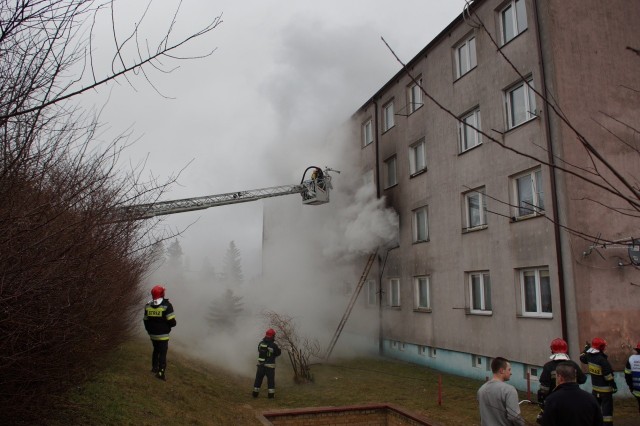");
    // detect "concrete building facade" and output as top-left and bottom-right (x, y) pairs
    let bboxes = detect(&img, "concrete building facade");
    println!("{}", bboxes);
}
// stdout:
(351, 0), (639, 390)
